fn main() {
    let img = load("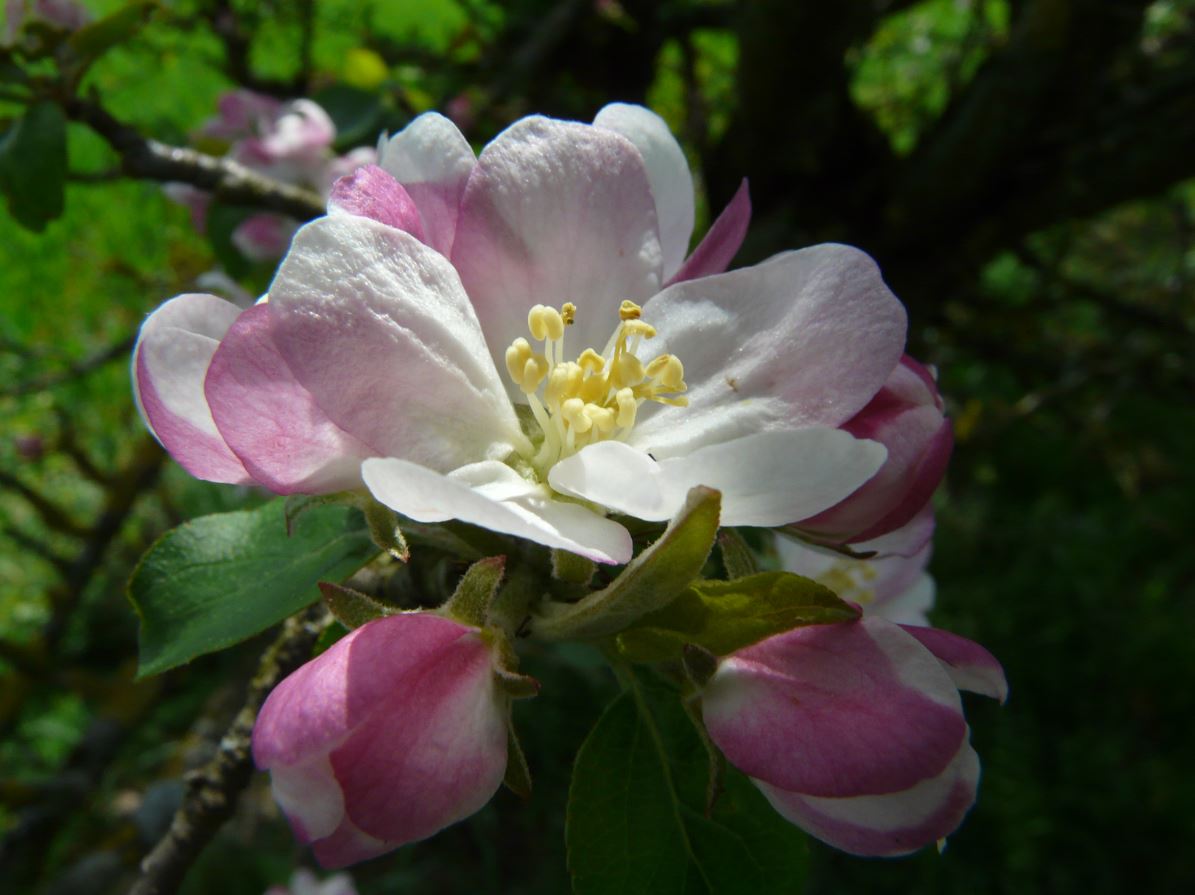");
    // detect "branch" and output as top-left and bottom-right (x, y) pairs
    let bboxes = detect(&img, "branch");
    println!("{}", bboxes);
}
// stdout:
(128, 605), (332, 895)
(64, 97), (324, 220)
